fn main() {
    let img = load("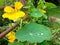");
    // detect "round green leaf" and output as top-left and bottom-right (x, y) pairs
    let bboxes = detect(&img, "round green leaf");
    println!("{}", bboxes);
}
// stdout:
(16, 23), (51, 43)
(30, 8), (44, 18)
